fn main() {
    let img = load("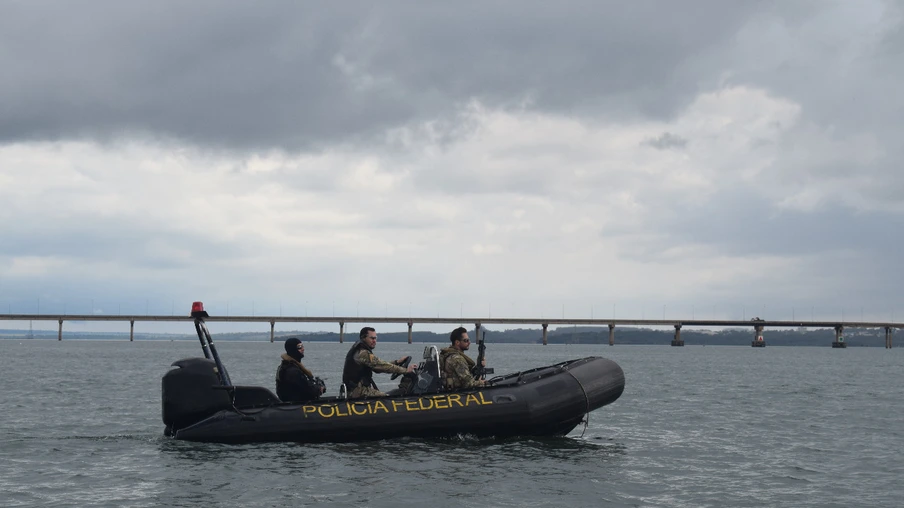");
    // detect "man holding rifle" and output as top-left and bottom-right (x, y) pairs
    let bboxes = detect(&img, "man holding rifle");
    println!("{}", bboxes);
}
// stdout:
(439, 327), (487, 390)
